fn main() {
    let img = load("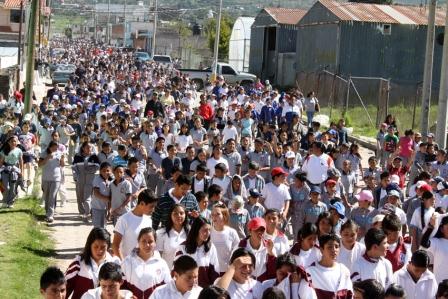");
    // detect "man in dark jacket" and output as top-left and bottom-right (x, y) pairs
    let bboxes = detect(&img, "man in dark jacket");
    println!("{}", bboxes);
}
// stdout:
(144, 92), (165, 118)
